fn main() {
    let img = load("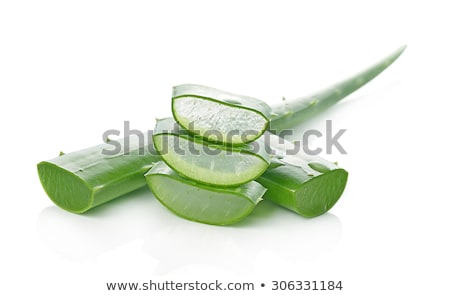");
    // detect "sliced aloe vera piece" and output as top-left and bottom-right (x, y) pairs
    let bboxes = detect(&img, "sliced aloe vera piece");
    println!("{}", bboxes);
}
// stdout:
(37, 135), (159, 213)
(145, 161), (265, 225)
(172, 84), (272, 145)
(258, 133), (348, 217)
(152, 117), (270, 186)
